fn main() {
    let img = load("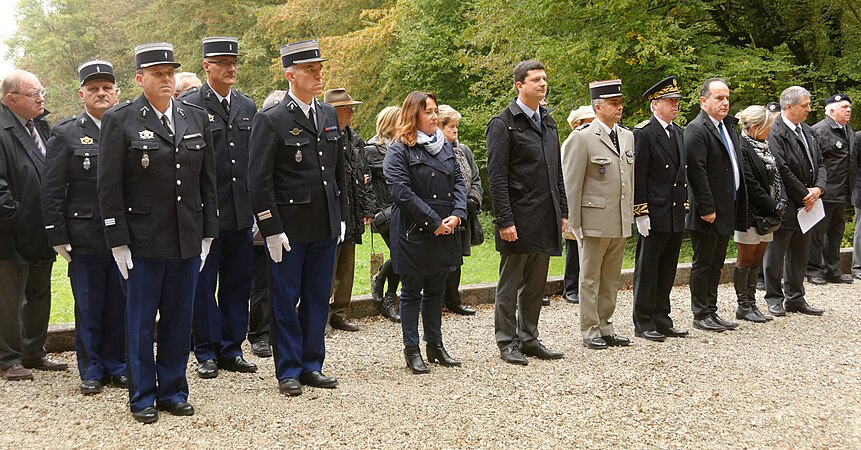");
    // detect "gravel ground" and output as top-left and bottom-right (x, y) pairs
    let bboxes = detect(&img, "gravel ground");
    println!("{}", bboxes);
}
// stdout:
(1, 281), (859, 449)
